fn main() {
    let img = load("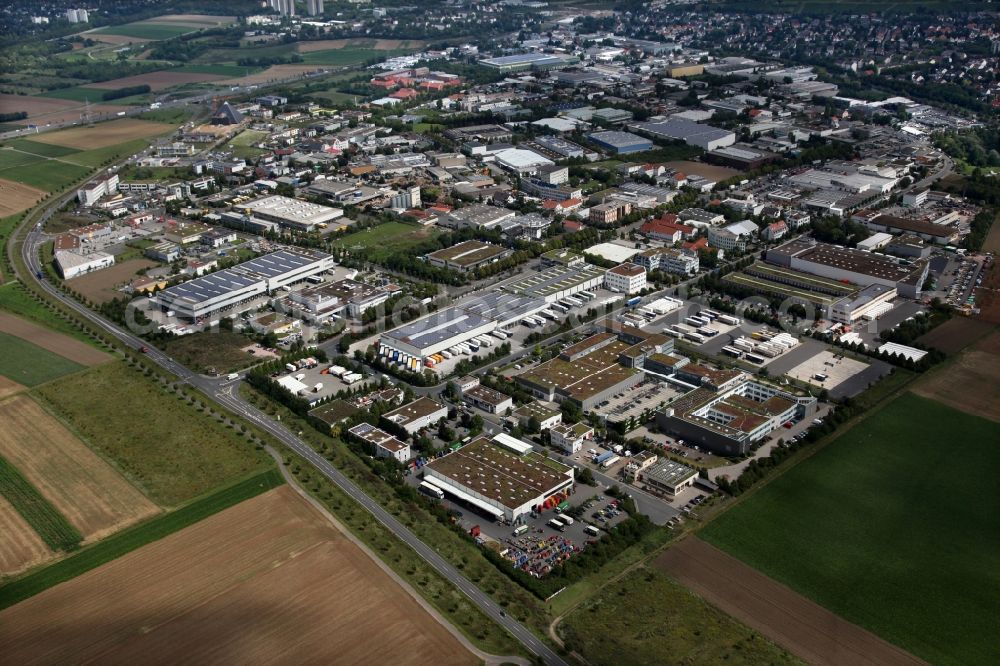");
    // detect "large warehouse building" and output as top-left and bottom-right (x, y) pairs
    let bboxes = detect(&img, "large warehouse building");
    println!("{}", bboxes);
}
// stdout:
(422, 435), (574, 524)
(378, 291), (546, 370)
(628, 118), (736, 151)
(499, 263), (606, 303)
(236, 195), (344, 232)
(478, 52), (579, 72)
(765, 238), (928, 298)
(154, 248), (334, 322)
(587, 130), (653, 155)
